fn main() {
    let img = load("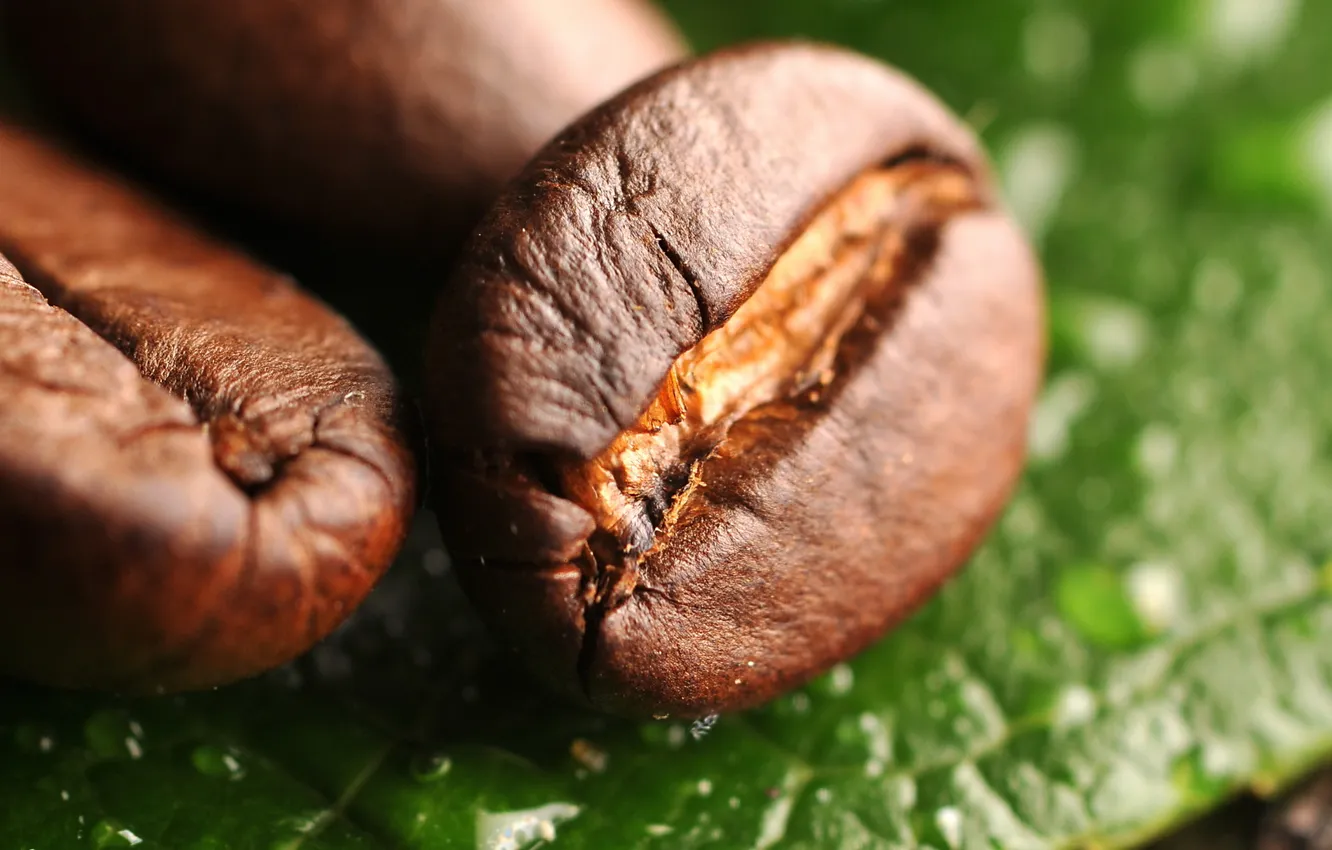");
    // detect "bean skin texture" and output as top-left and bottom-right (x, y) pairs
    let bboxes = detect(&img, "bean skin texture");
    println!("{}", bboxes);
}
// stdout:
(0, 124), (417, 693)
(1, 0), (688, 252)
(426, 42), (1046, 718)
